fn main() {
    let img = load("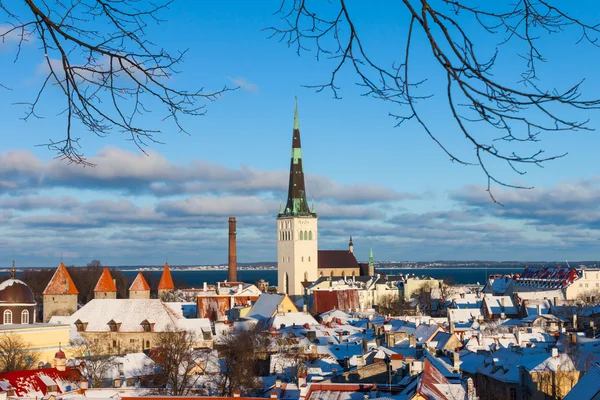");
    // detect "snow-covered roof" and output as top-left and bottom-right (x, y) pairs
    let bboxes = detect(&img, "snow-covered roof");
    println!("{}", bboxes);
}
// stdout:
(483, 295), (517, 316)
(563, 362), (600, 400)
(65, 299), (204, 333)
(448, 308), (482, 323)
(247, 294), (287, 321)
(271, 312), (318, 329)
